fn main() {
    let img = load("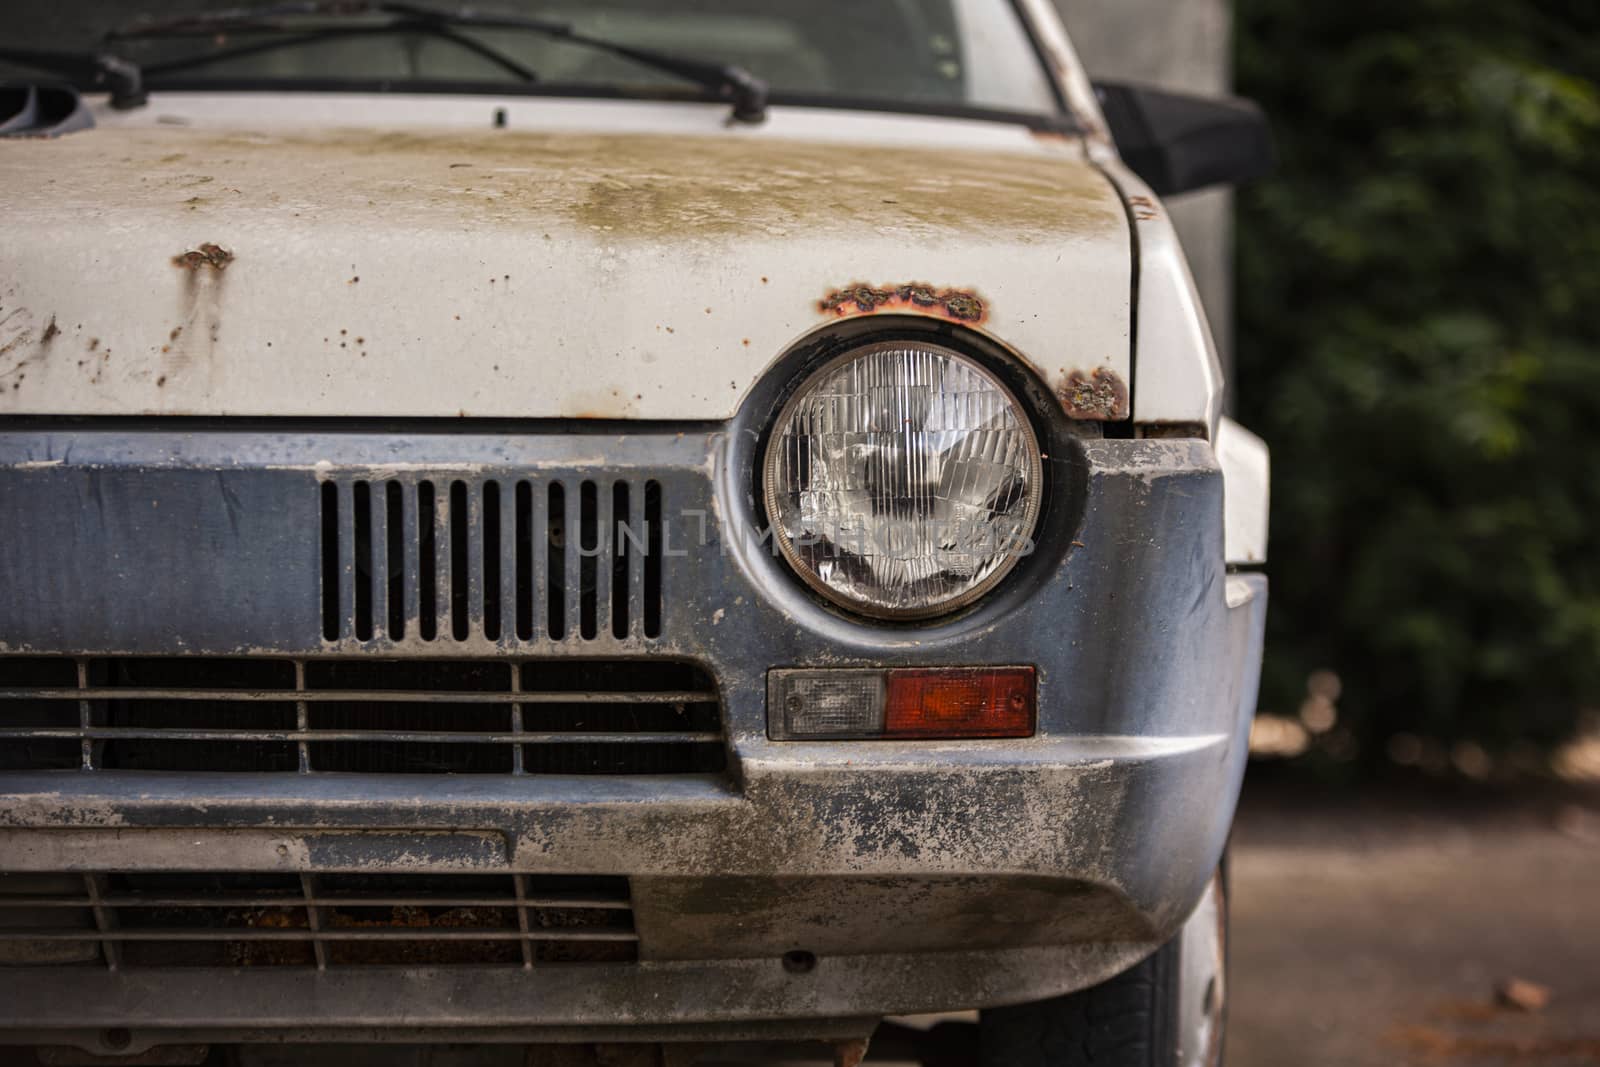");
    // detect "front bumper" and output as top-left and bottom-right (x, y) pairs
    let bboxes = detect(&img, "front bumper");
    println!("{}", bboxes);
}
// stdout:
(0, 425), (1266, 1040)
